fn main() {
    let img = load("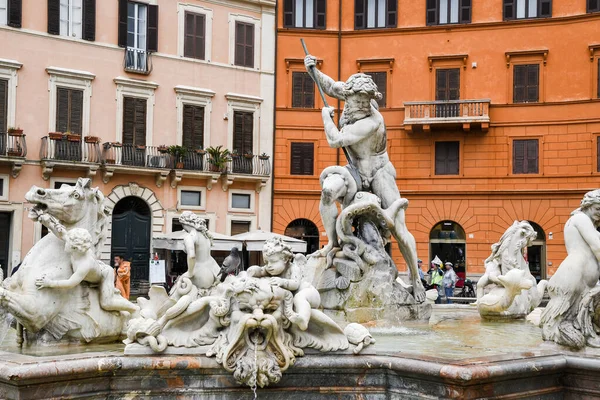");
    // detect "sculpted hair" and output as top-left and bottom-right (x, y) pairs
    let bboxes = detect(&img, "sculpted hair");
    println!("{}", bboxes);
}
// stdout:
(263, 237), (293, 261)
(178, 211), (213, 244)
(578, 189), (600, 211)
(66, 228), (93, 254)
(343, 73), (383, 101)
